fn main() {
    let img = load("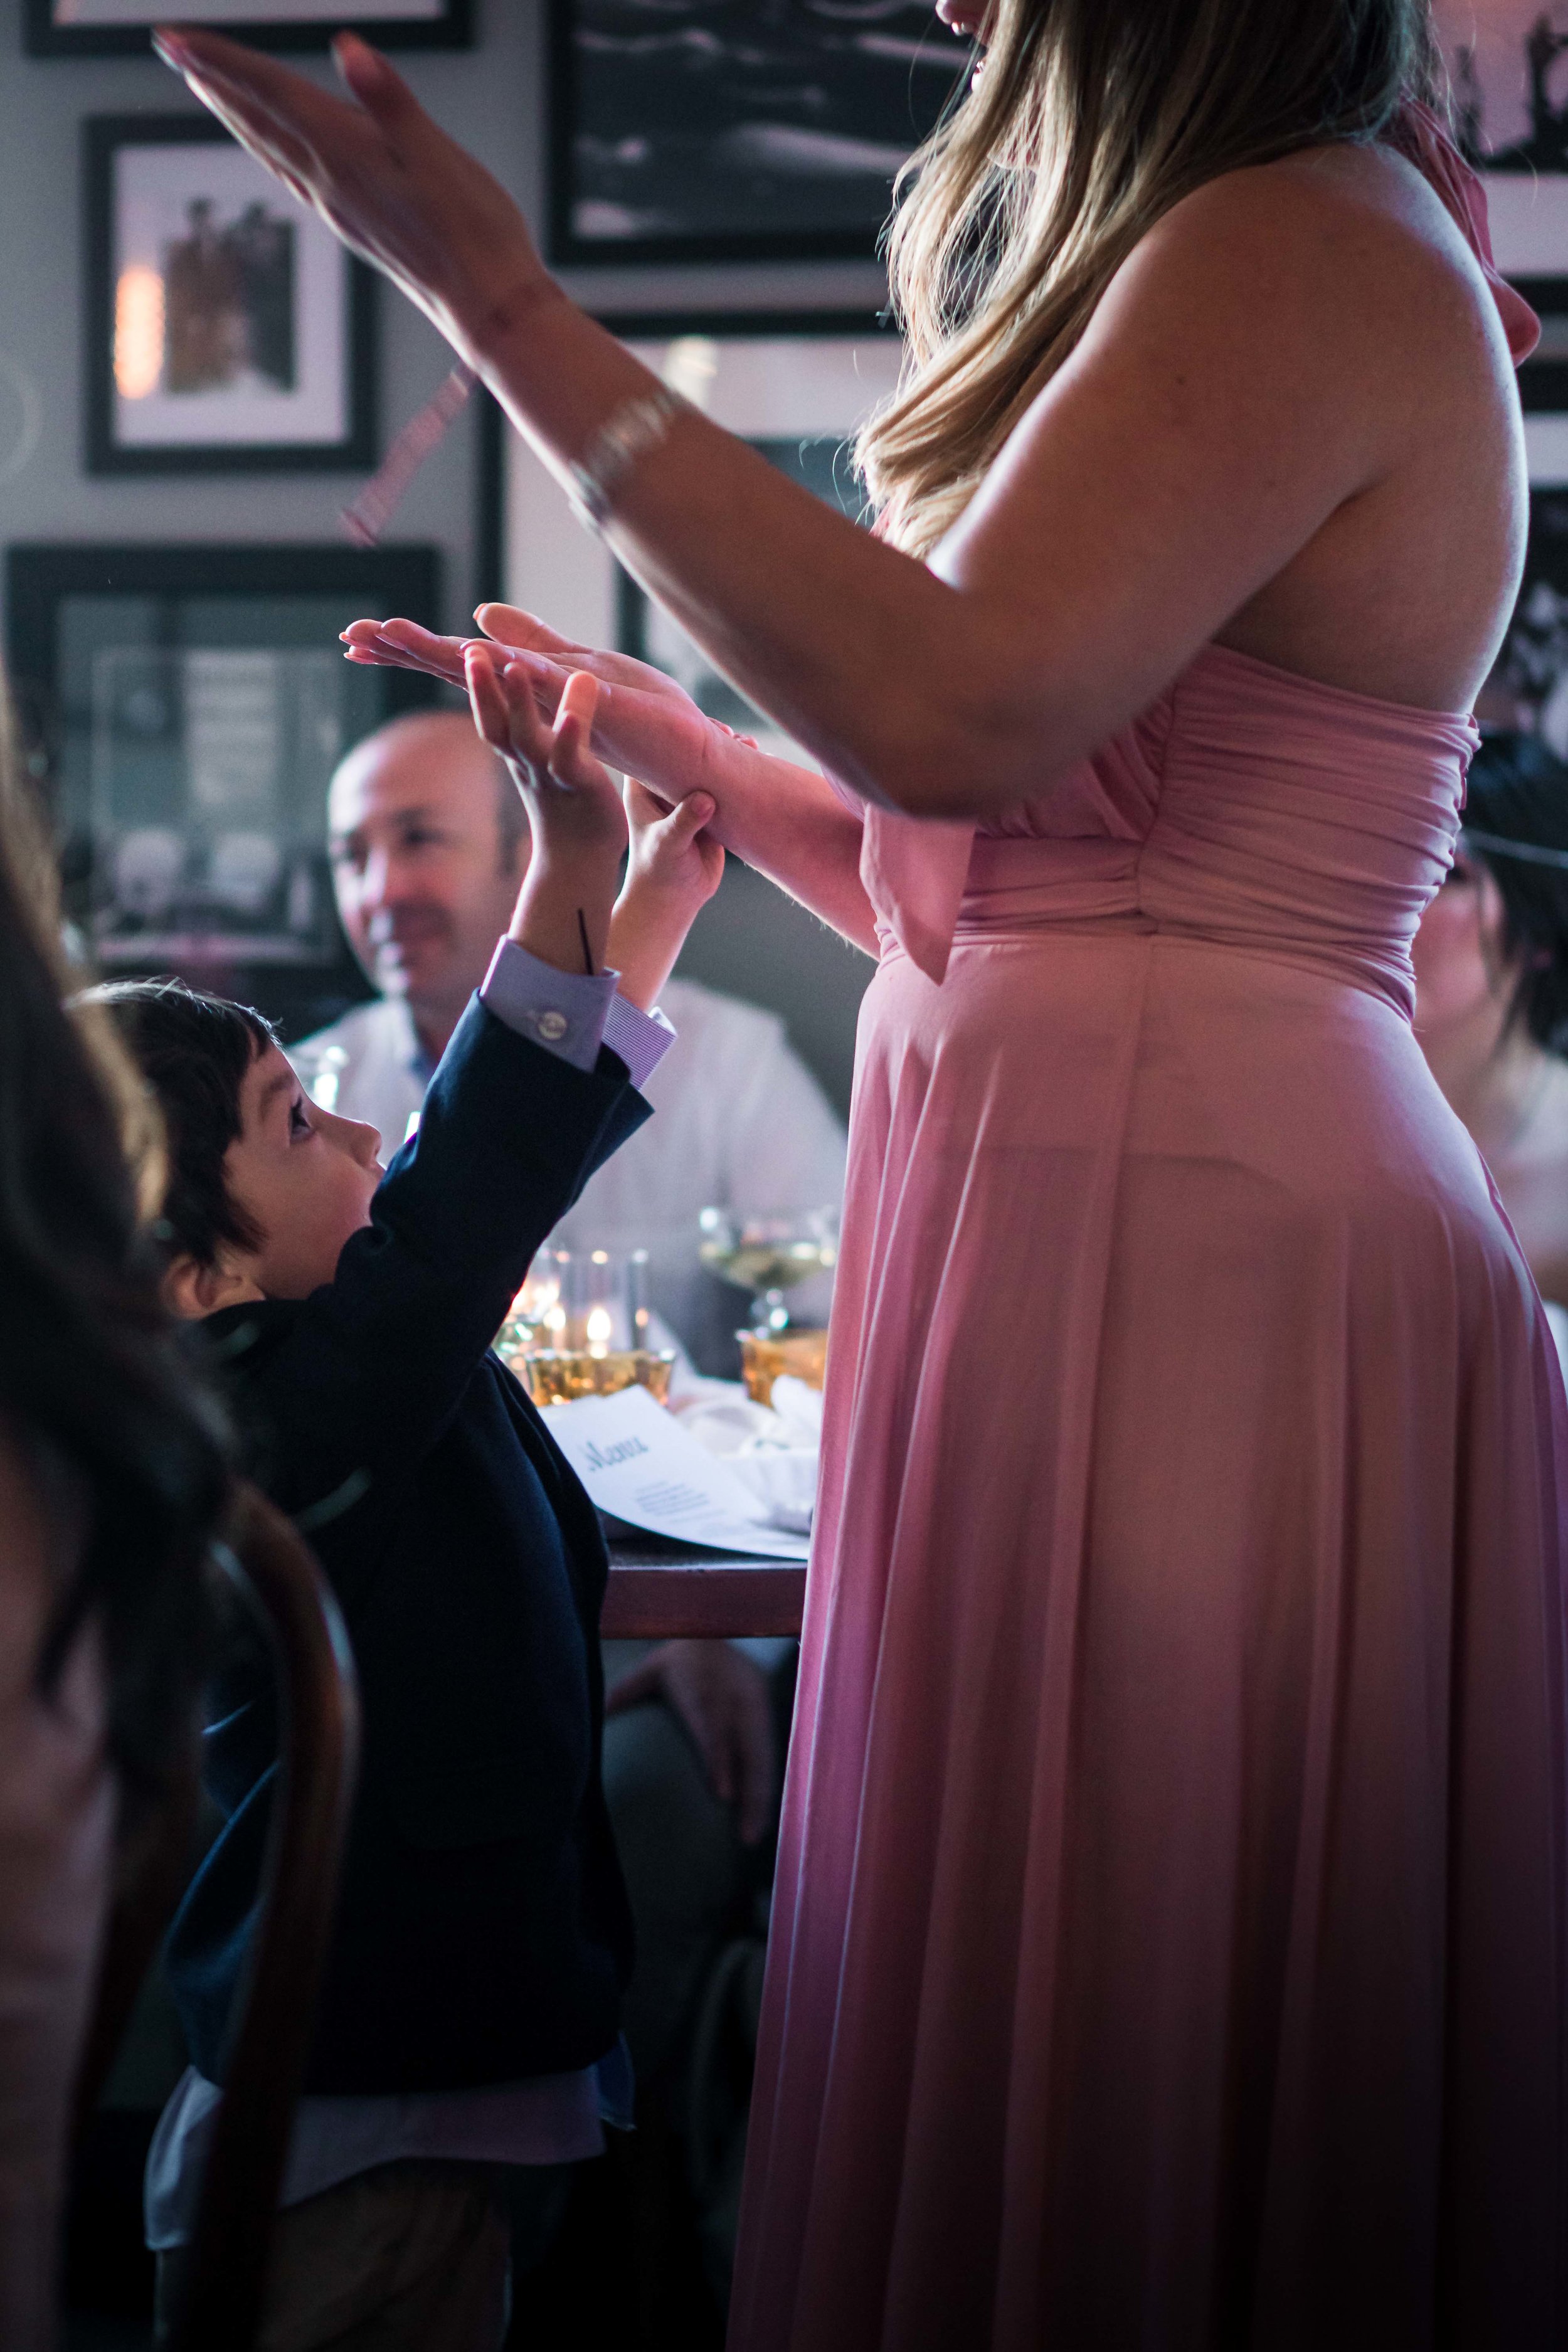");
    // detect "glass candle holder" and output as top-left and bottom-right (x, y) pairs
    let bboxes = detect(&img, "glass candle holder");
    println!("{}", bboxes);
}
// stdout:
(738, 1326), (829, 1408)
(519, 1348), (676, 1409)
(495, 1246), (651, 1369)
